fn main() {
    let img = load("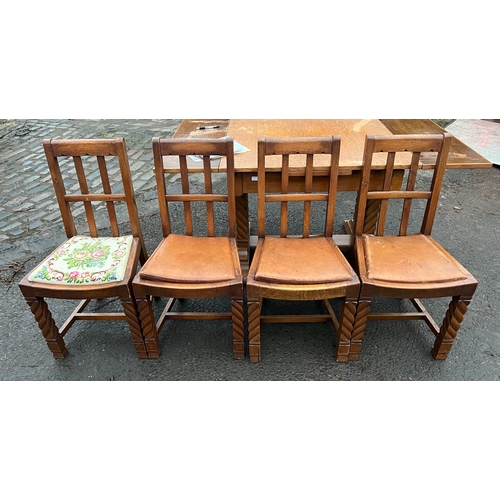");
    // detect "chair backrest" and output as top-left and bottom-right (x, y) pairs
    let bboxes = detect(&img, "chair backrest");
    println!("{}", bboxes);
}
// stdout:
(43, 137), (147, 263)
(152, 137), (237, 238)
(352, 133), (452, 237)
(257, 136), (341, 238)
